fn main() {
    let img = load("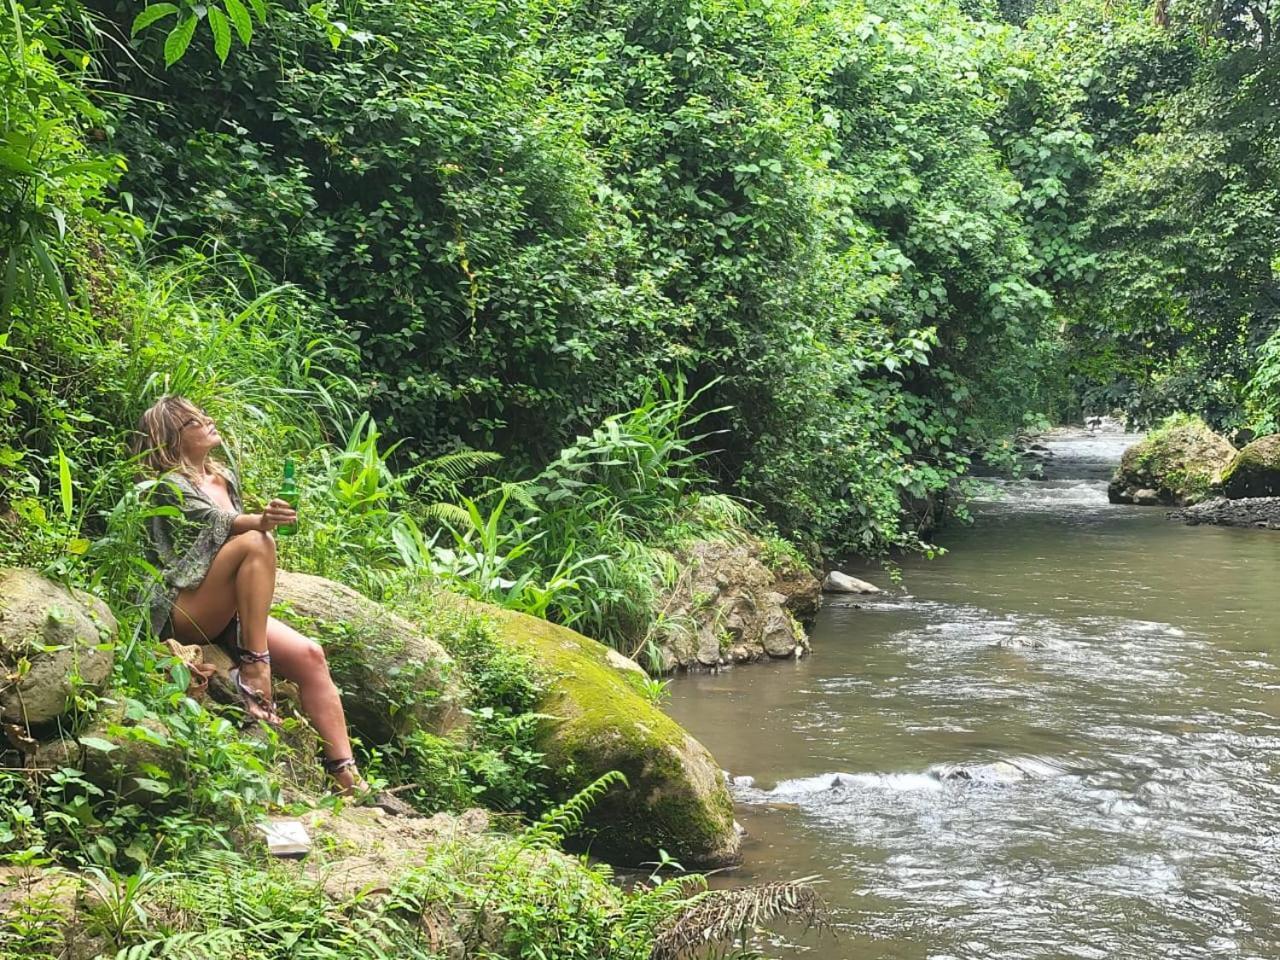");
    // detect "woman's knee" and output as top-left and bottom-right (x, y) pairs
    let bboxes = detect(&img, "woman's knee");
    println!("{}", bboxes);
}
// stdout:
(299, 640), (329, 675)
(238, 529), (277, 562)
